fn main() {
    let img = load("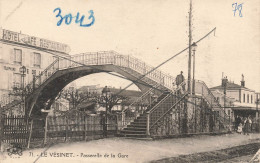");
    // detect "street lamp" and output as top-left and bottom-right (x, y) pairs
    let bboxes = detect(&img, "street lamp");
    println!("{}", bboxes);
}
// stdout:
(191, 42), (197, 95)
(19, 66), (26, 114)
(102, 86), (111, 137)
(19, 66), (26, 89)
